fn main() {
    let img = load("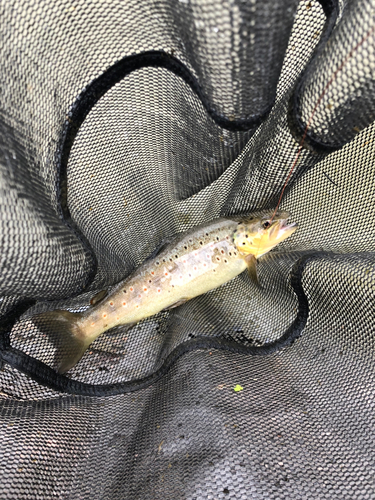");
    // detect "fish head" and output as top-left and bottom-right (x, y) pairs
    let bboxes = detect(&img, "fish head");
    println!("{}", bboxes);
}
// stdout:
(233, 211), (297, 259)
